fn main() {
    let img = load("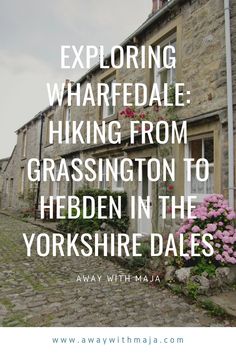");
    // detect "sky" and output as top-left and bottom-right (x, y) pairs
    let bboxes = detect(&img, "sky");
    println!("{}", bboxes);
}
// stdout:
(0, 0), (151, 159)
